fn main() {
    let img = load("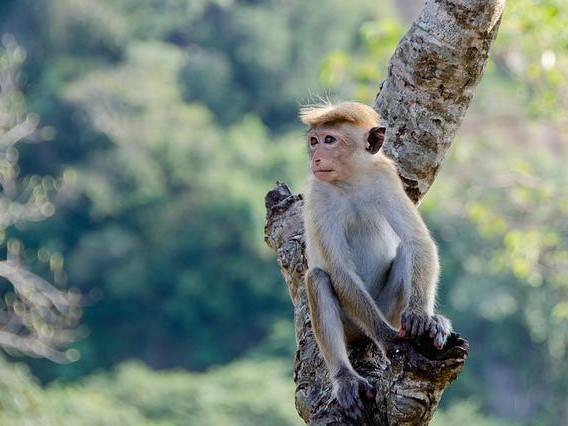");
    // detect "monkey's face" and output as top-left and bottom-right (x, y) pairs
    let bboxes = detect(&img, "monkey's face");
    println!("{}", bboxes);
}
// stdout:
(307, 124), (363, 183)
